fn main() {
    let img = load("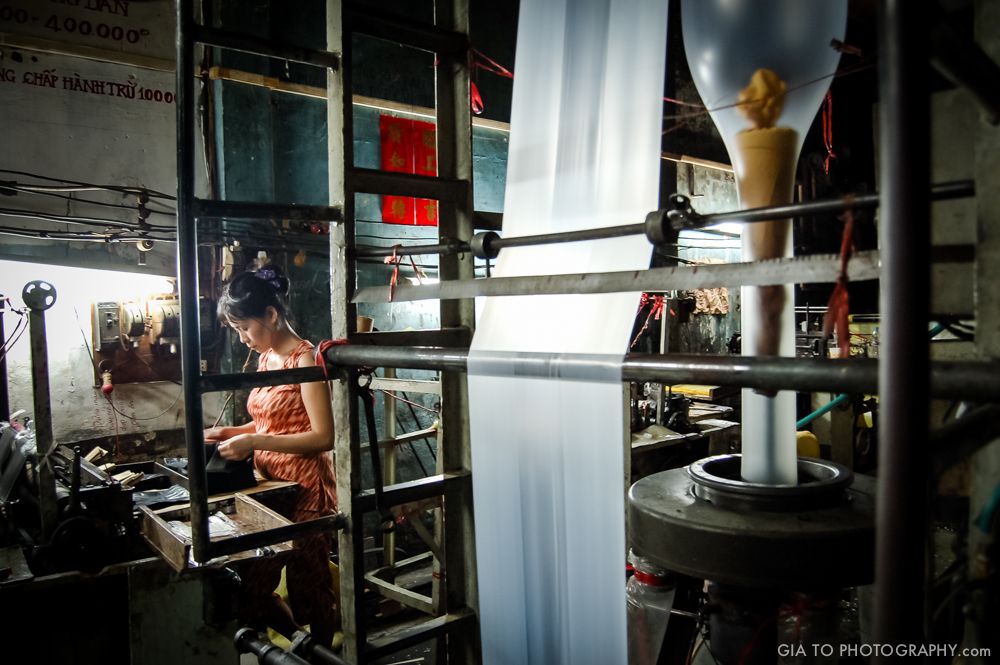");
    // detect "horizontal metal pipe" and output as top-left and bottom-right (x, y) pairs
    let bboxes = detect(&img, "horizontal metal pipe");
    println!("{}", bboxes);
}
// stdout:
(208, 513), (347, 559)
(354, 240), (466, 259)
(194, 198), (342, 222)
(492, 222), (647, 250)
(200, 366), (328, 393)
(346, 3), (469, 55)
(192, 25), (340, 69)
(354, 222), (650, 259)
(354, 472), (469, 514)
(363, 609), (476, 662)
(323, 345), (1000, 402)
(235, 629), (310, 665)
(351, 180), (973, 259)
(353, 250), (882, 303)
(349, 168), (469, 201)
(691, 179), (971, 228)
